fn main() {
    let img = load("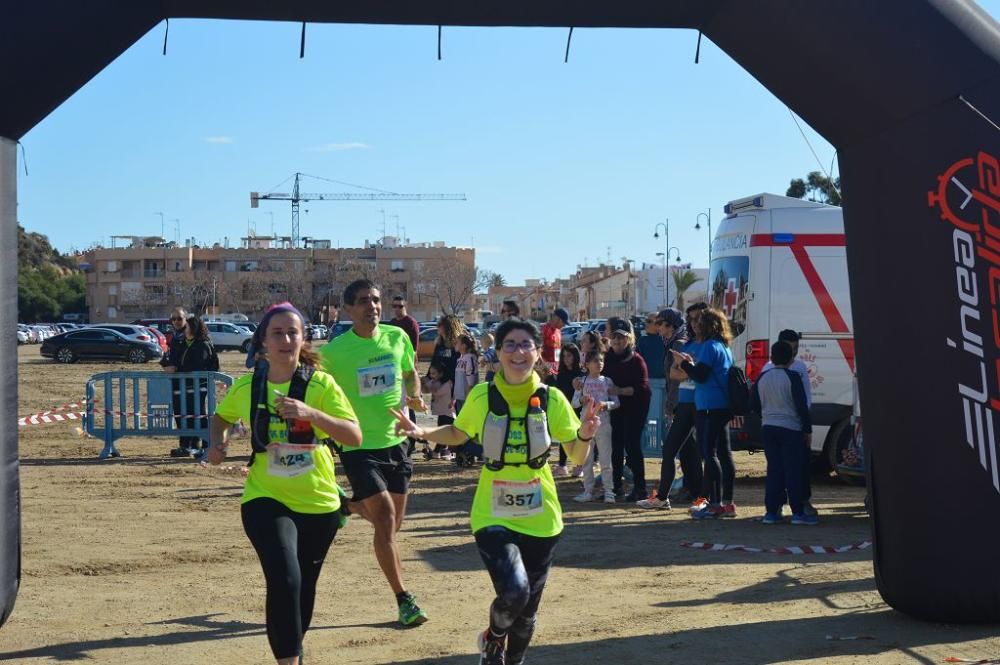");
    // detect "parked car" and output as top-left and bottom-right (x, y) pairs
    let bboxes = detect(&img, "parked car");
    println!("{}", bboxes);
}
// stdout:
(16, 329), (28, 345)
(41, 328), (163, 364)
(204, 321), (254, 352)
(89, 324), (159, 348)
(327, 322), (353, 340)
(417, 327), (439, 360)
(145, 327), (169, 353)
(559, 323), (584, 345)
(133, 318), (176, 343)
